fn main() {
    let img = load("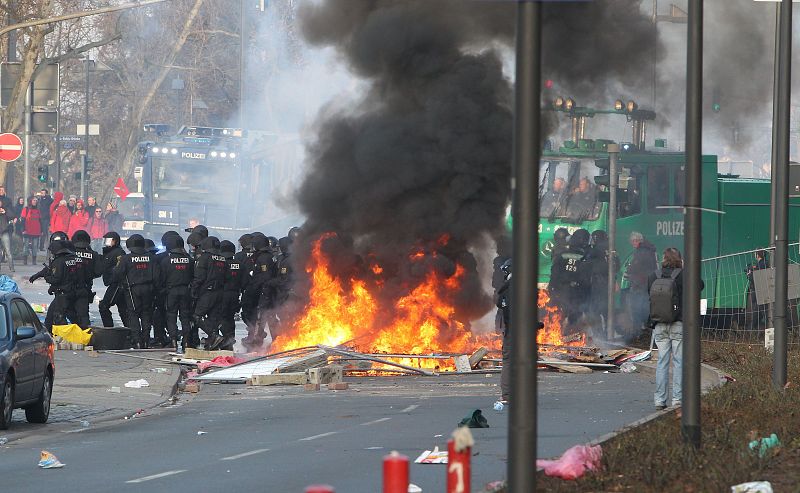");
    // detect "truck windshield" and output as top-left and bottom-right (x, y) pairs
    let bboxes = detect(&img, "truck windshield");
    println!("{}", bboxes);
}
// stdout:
(538, 159), (601, 223)
(118, 197), (145, 220)
(152, 157), (229, 202)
